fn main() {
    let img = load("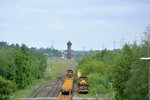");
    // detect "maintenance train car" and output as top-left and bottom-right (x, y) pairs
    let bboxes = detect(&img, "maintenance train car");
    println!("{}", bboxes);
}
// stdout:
(78, 76), (88, 94)
(57, 69), (74, 100)
(66, 70), (74, 78)
(77, 68), (81, 78)
(77, 68), (88, 94)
